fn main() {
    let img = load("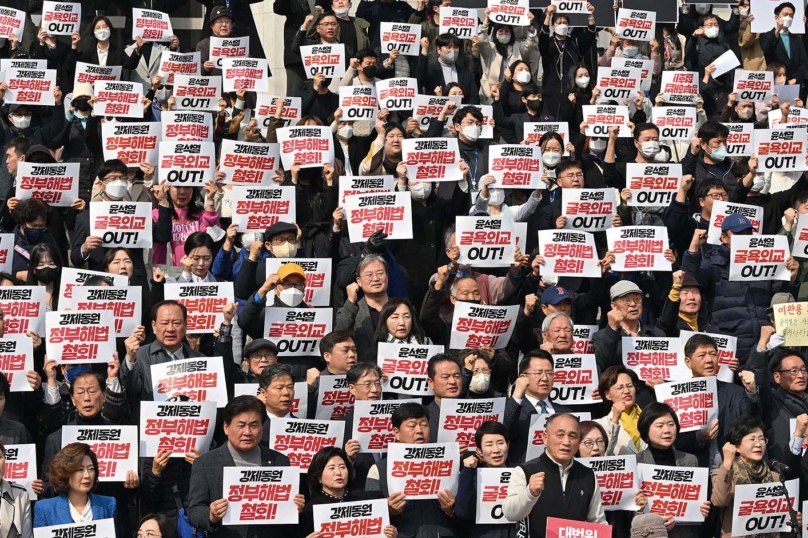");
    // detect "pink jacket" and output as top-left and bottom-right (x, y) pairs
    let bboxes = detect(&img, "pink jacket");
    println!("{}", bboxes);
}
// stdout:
(151, 207), (220, 265)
